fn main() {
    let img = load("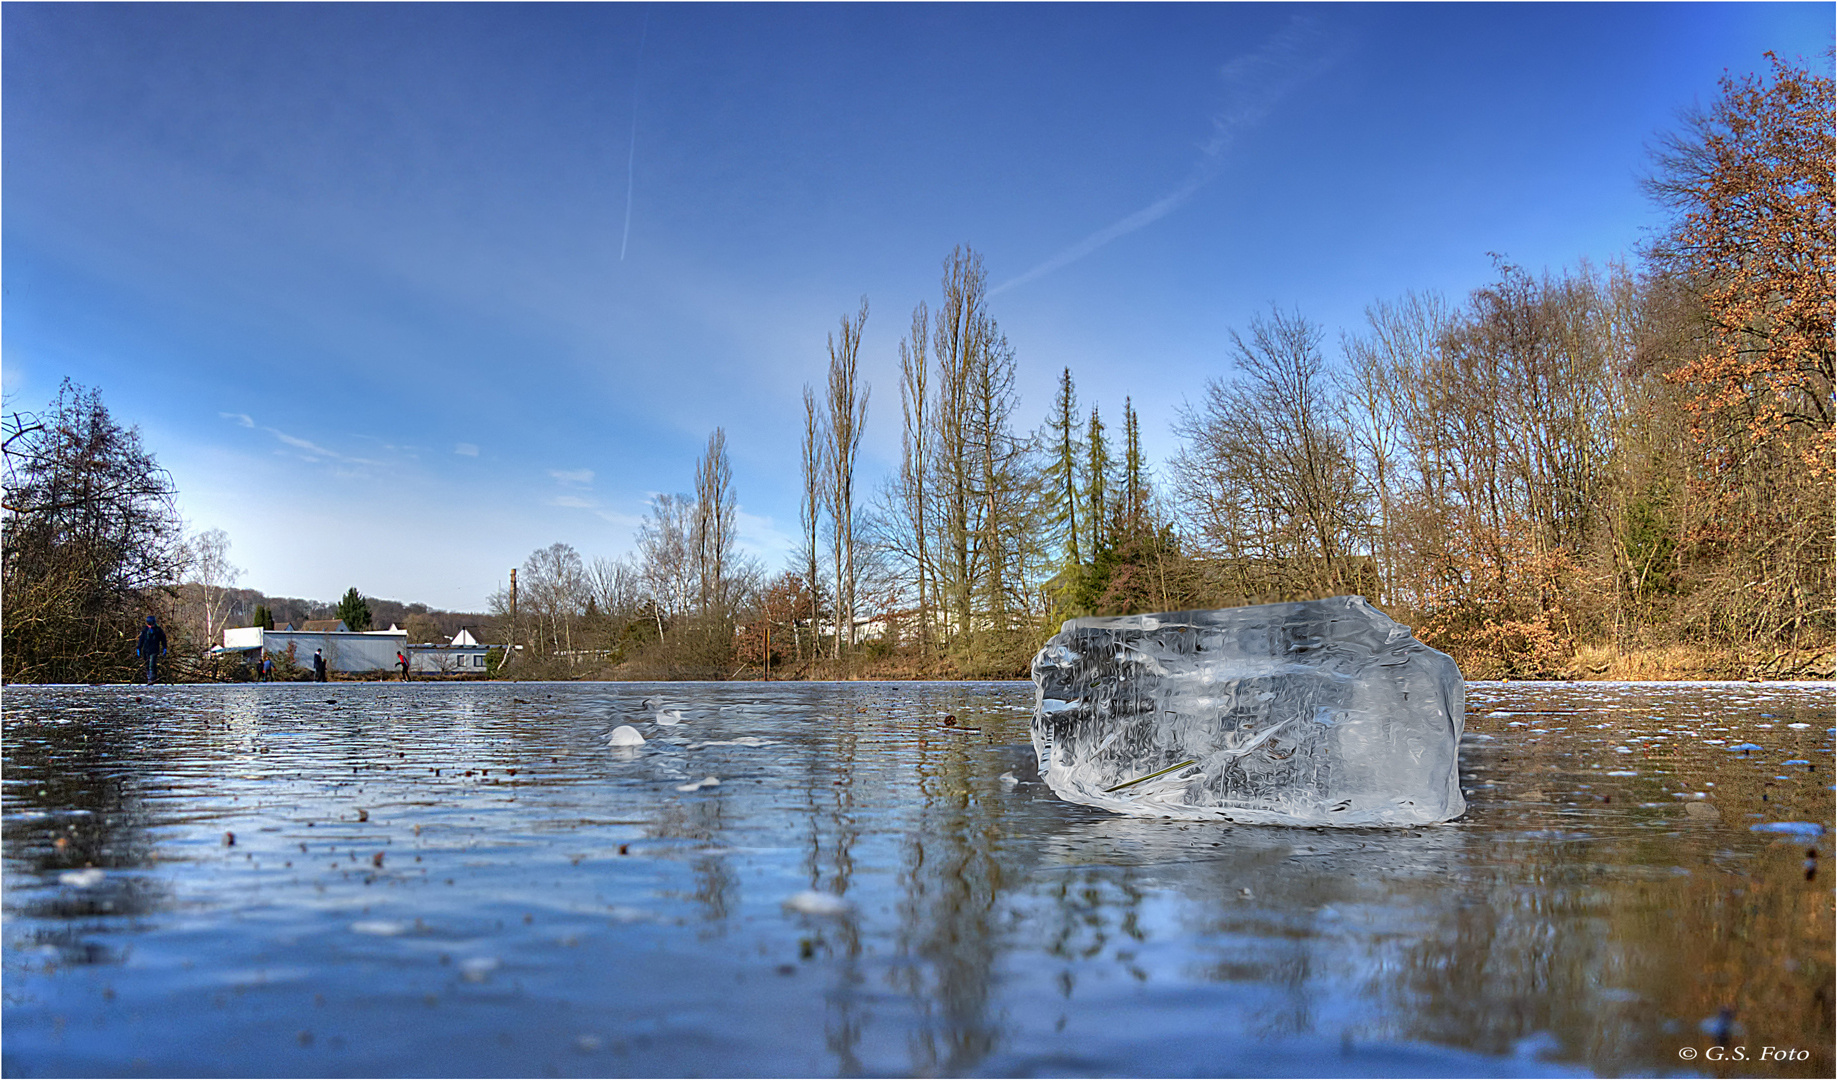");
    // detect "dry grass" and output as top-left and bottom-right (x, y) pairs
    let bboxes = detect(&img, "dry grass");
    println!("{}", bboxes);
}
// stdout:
(1563, 642), (1834, 681)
